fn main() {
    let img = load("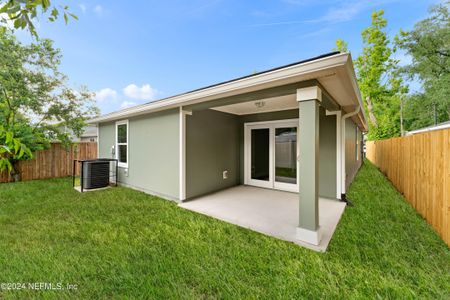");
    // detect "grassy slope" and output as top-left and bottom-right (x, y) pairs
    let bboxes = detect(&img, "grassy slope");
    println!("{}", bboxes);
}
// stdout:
(0, 160), (449, 299)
